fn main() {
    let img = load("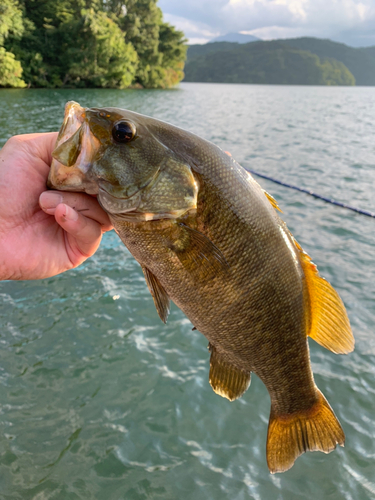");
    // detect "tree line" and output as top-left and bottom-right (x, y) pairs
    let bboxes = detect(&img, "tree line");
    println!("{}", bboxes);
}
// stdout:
(0, 0), (187, 89)
(185, 40), (356, 86)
